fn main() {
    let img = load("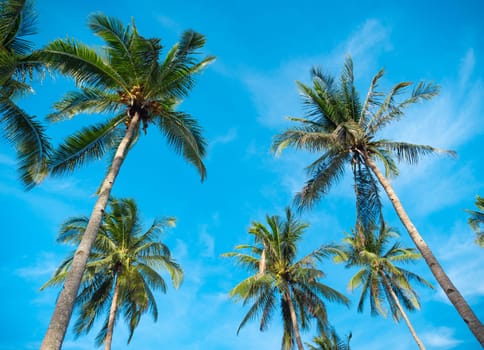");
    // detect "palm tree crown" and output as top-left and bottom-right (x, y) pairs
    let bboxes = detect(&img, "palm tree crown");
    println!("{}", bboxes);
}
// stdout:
(224, 208), (349, 350)
(334, 224), (432, 349)
(39, 13), (214, 178)
(0, 0), (51, 188)
(42, 198), (183, 348)
(273, 55), (452, 226)
(336, 224), (432, 318)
